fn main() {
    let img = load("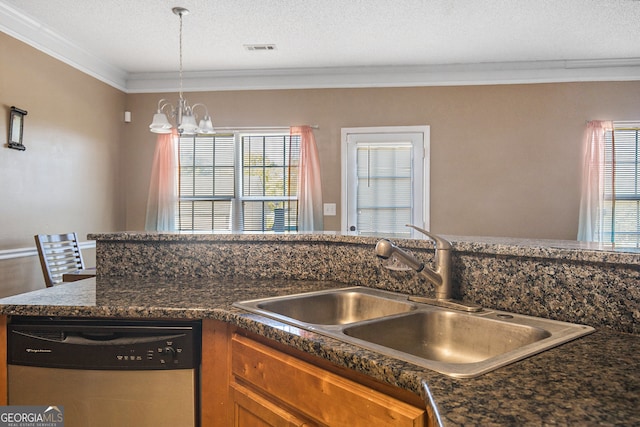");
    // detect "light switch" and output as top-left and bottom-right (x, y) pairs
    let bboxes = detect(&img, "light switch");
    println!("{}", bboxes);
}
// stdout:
(323, 203), (337, 216)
